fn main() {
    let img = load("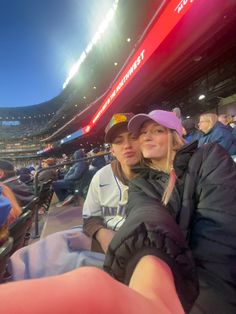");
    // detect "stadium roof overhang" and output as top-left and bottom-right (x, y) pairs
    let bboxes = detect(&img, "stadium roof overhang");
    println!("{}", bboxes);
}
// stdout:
(43, 0), (236, 151)
(2, 0), (236, 151)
